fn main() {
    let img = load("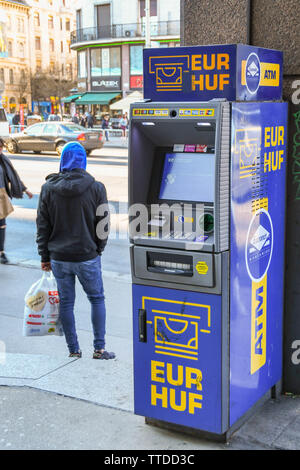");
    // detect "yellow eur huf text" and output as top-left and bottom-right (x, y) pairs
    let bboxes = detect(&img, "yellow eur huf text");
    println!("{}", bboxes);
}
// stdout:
(151, 361), (203, 414)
